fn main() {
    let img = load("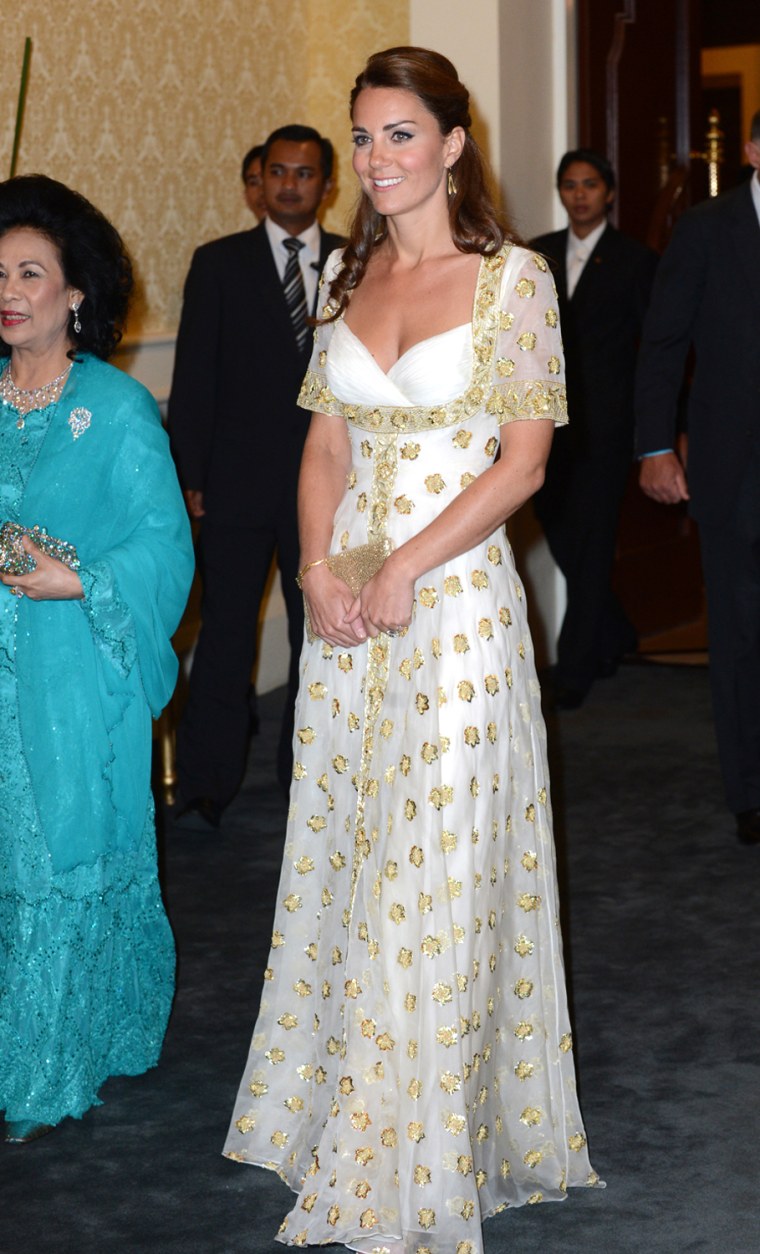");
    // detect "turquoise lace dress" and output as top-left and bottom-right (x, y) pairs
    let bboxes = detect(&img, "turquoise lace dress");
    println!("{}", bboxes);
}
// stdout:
(0, 356), (193, 1127)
